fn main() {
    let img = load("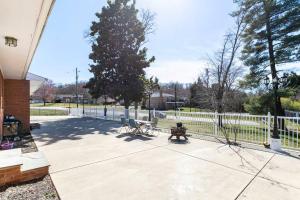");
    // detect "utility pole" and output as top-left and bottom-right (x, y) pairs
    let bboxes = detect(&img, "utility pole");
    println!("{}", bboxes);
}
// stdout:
(76, 68), (79, 108)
